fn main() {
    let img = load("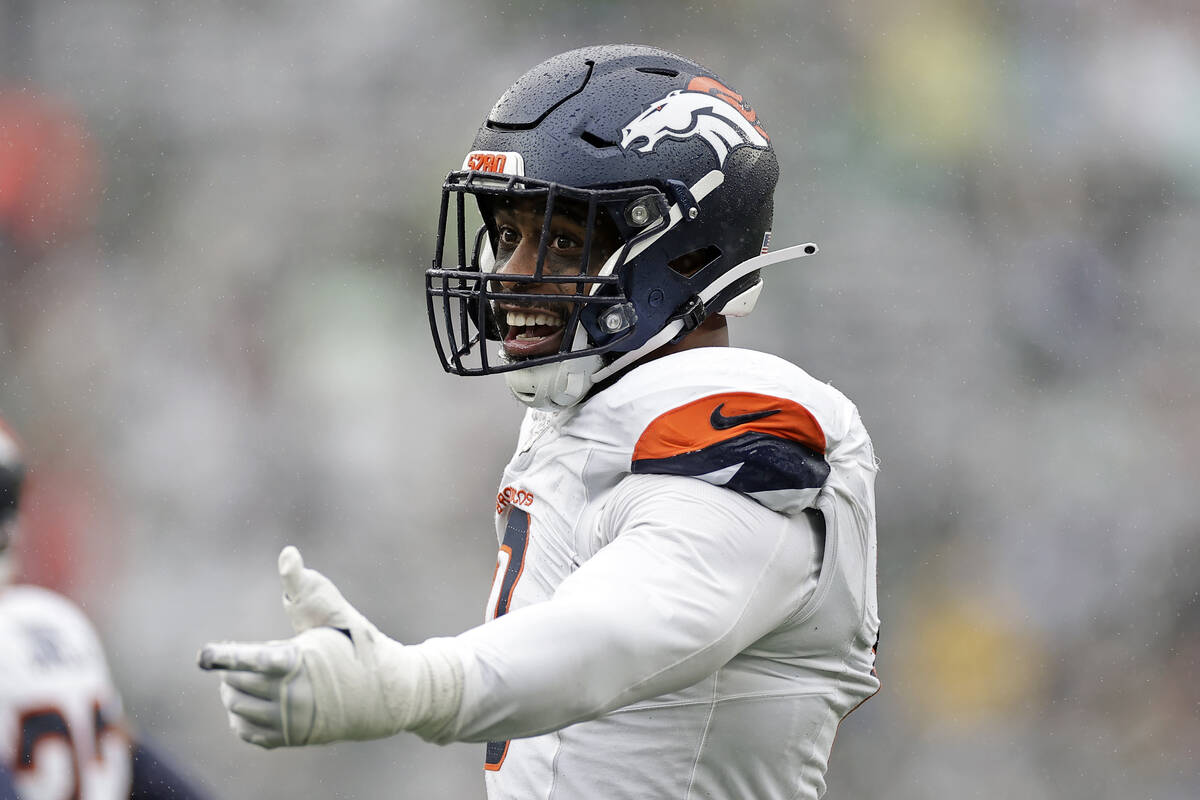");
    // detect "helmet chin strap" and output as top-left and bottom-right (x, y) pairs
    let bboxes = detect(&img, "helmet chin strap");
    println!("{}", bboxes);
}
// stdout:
(501, 326), (604, 411)
(503, 356), (603, 411)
